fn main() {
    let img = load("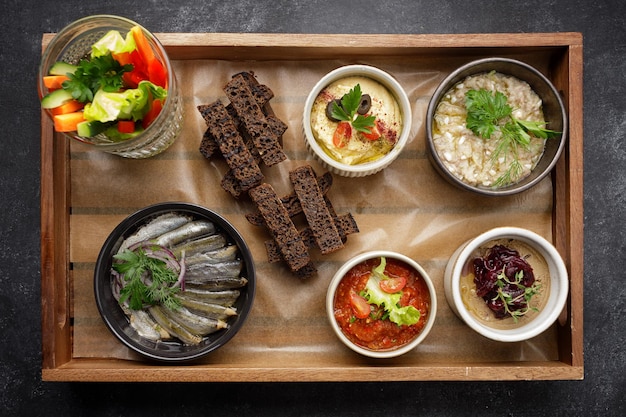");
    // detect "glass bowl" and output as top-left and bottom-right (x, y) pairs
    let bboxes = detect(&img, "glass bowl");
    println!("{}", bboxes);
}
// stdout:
(38, 15), (183, 158)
